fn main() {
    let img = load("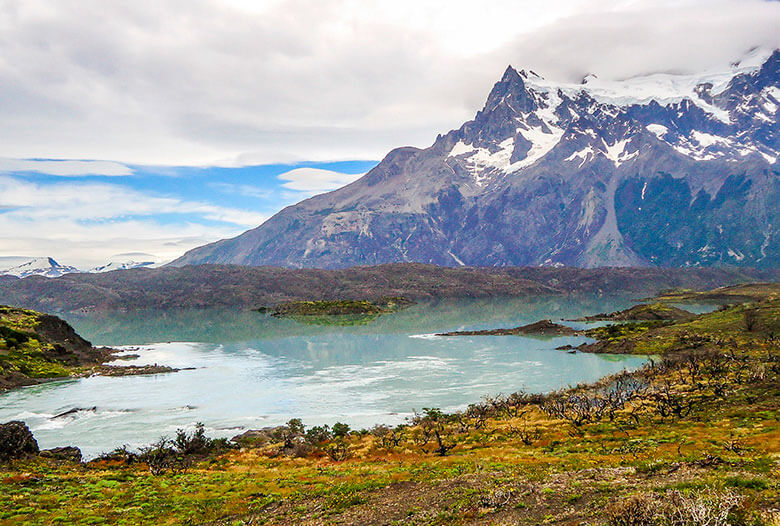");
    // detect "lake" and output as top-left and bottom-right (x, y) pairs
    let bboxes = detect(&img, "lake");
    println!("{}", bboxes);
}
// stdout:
(0, 295), (654, 458)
